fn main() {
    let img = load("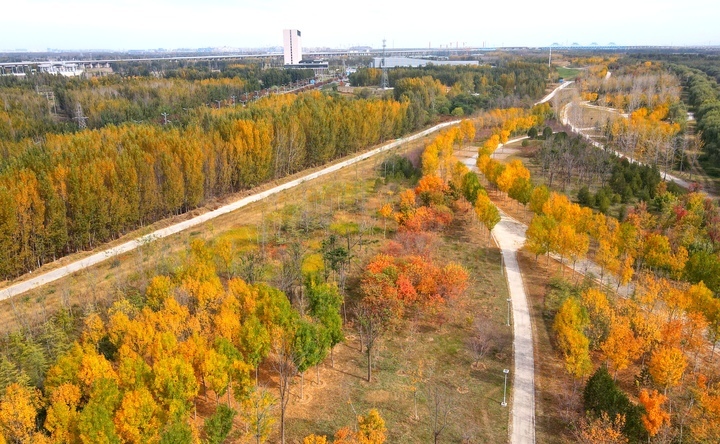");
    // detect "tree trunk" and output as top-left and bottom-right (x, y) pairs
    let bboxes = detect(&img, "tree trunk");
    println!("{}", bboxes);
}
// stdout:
(281, 406), (286, 444)
(367, 346), (372, 382)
